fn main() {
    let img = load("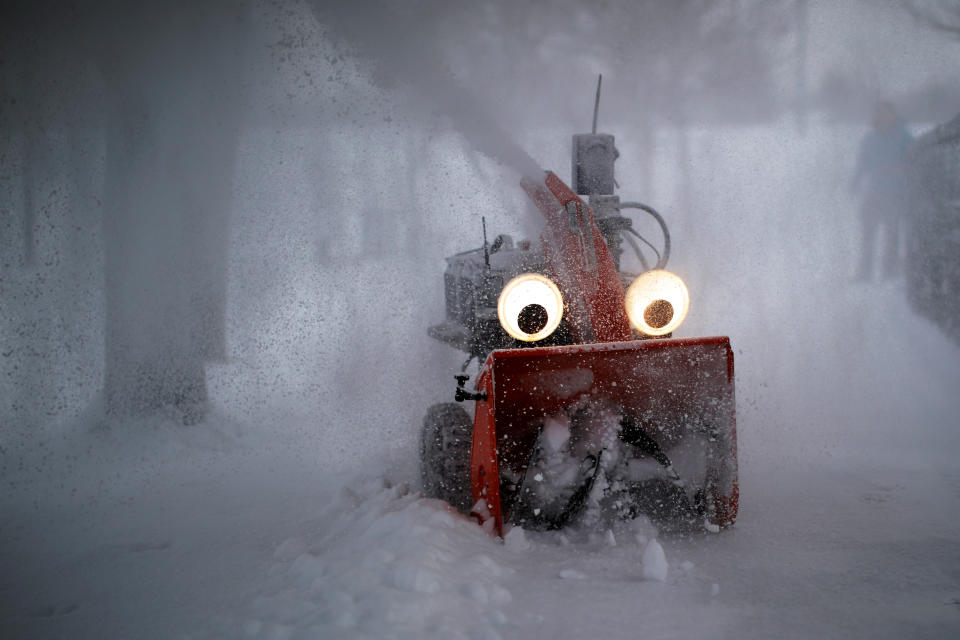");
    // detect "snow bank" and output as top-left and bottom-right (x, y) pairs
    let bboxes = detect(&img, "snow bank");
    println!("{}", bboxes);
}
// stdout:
(225, 466), (742, 640)
(242, 477), (515, 639)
